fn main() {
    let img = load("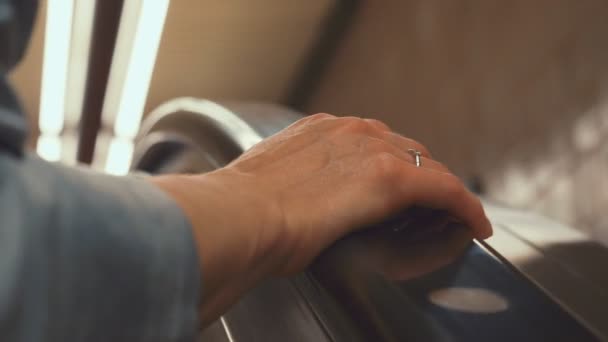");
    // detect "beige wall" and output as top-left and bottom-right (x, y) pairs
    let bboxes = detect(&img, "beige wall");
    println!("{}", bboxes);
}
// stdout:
(306, 0), (608, 241)
(145, 0), (333, 115)
(308, 0), (608, 175)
